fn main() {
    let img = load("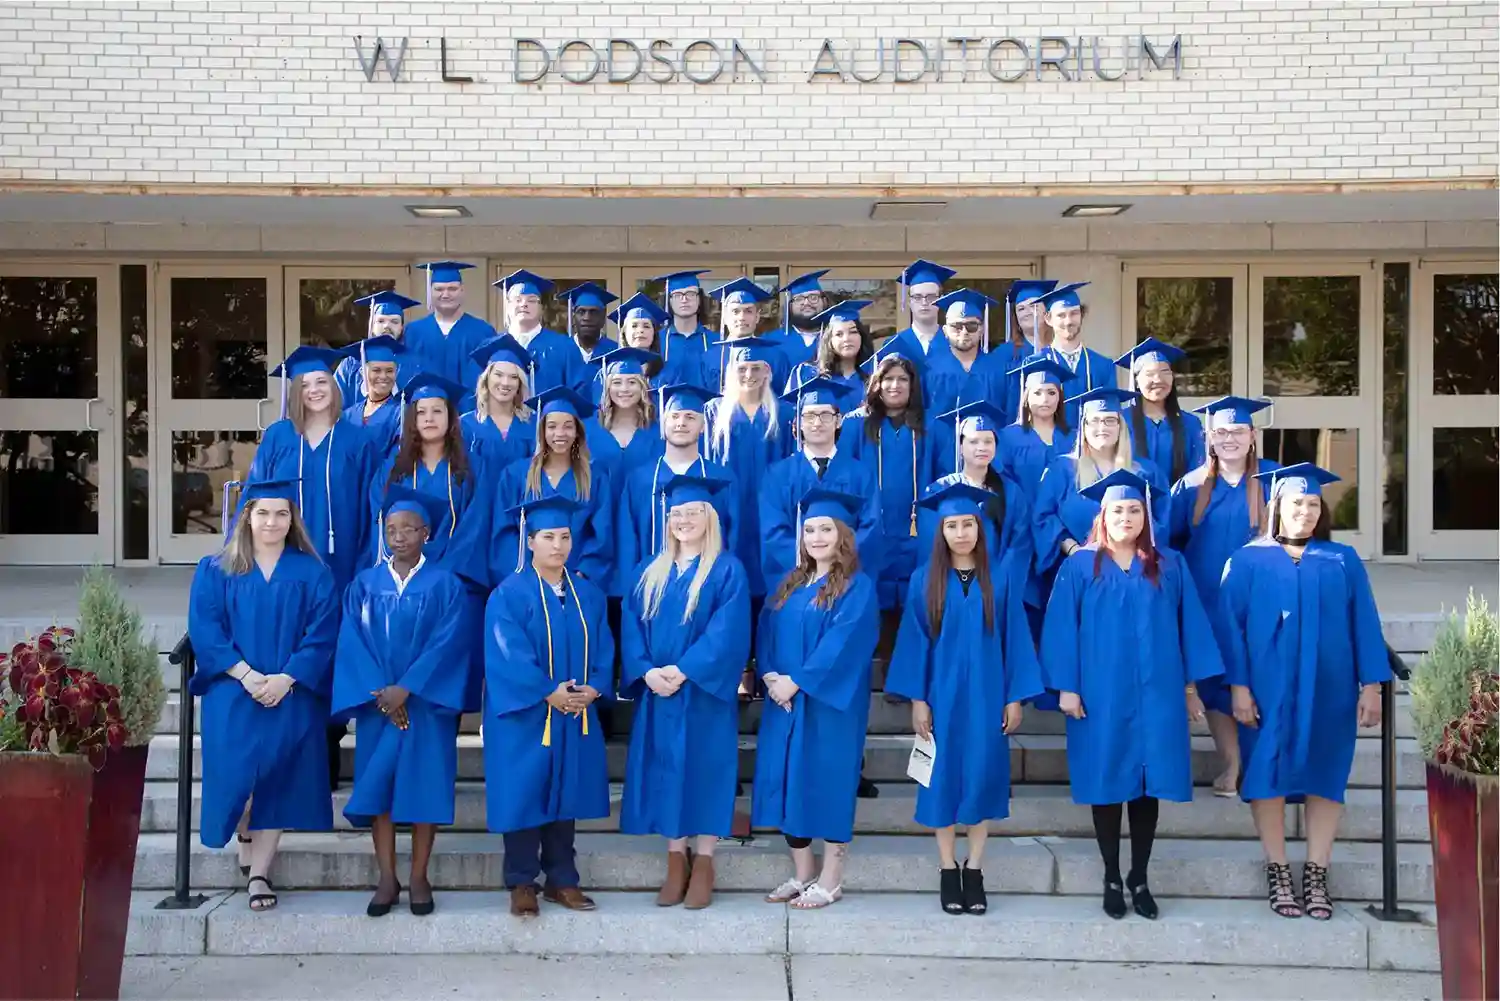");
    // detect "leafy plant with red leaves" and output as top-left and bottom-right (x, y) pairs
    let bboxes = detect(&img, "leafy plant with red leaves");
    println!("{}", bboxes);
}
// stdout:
(1433, 673), (1500, 776)
(0, 626), (128, 769)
